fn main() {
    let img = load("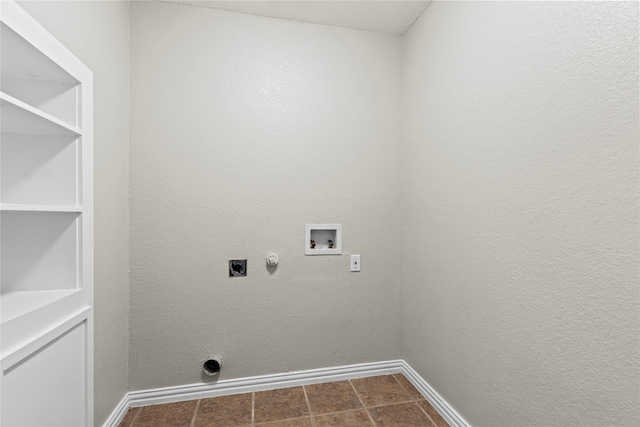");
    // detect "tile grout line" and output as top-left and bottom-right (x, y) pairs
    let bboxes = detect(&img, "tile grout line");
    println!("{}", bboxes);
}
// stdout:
(414, 401), (439, 427)
(391, 373), (421, 400)
(364, 397), (439, 426)
(392, 373), (443, 427)
(255, 415), (311, 426)
(251, 392), (255, 427)
(348, 379), (378, 427)
(367, 397), (427, 409)
(301, 385), (317, 427)
(128, 407), (142, 427)
(188, 399), (201, 427)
